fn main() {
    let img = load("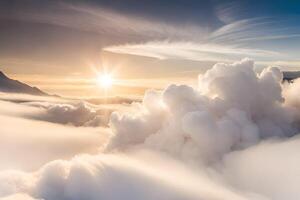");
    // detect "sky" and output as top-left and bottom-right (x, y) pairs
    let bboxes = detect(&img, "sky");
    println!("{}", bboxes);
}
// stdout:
(1, 0), (300, 97)
(4, 2), (300, 199)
